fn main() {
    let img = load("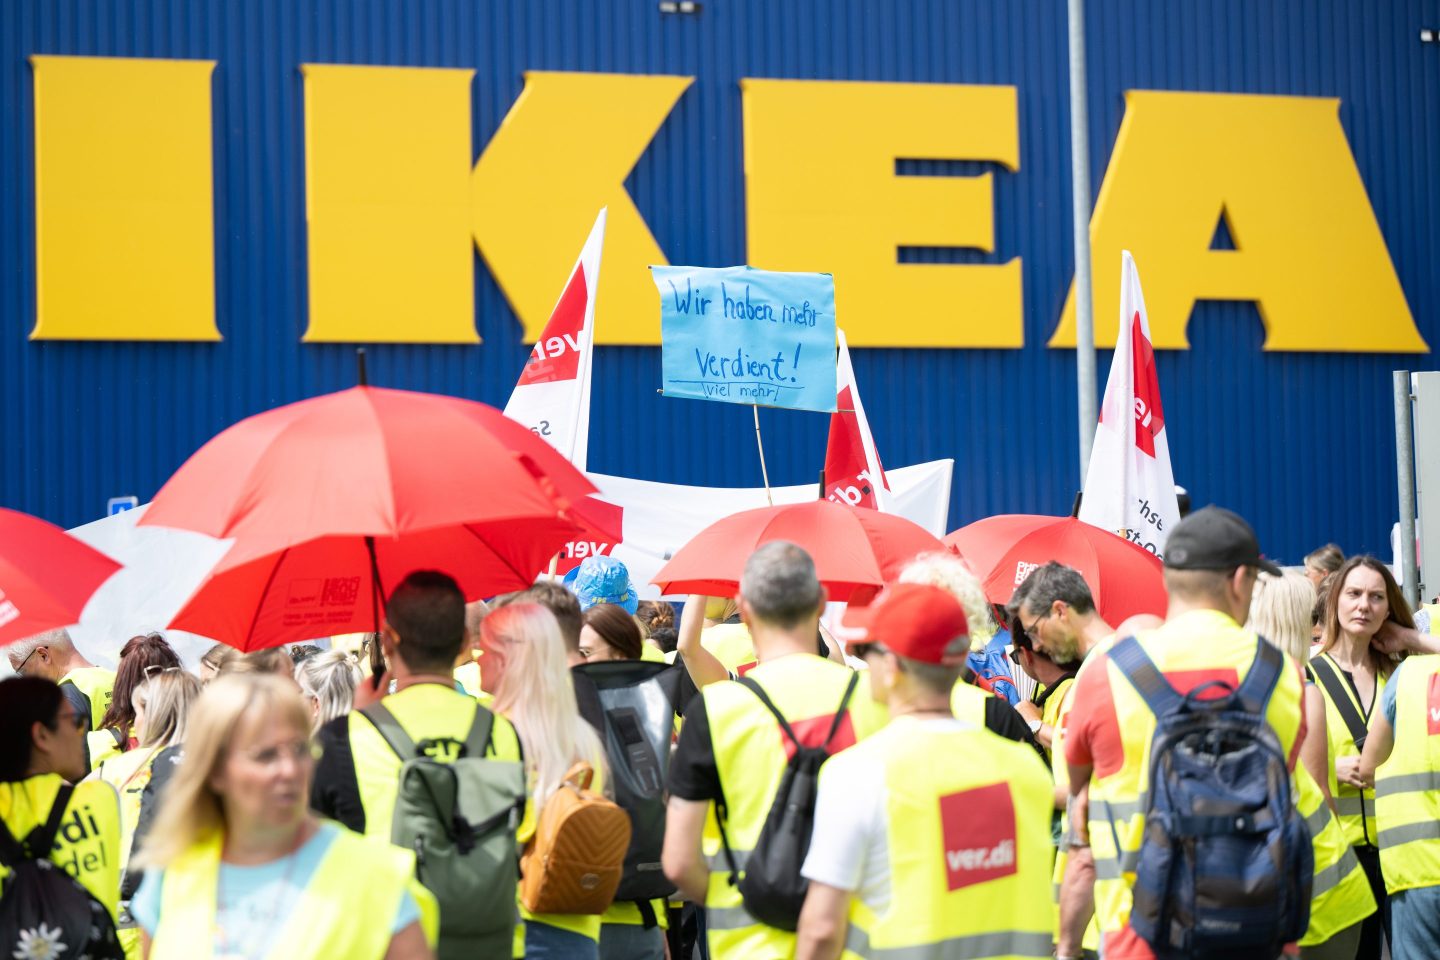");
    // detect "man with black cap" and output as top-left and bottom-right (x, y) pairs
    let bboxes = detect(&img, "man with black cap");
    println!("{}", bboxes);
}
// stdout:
(1060, 507), (1308, 960)
(795, 583), (1054, 960)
